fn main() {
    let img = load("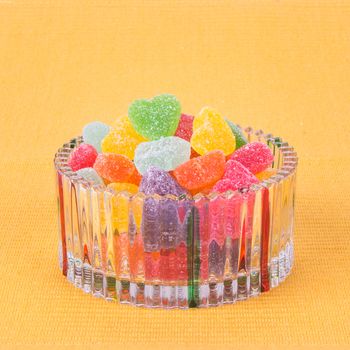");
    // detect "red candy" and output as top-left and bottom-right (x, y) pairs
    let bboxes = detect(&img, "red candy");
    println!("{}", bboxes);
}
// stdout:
(213, 160), (259, 193)
(94, 153), (140, 184)
(175, 113), (194, 142)
(68, 143), (98, 171)
(230, 142), (274, 174)
(175, 113), (200, 158)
